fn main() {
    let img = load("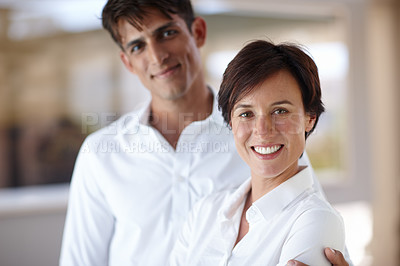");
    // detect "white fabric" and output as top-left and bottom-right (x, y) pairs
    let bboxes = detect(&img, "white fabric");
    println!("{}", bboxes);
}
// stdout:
(170, 167), (345, 266)
(60, 92), (338, 266)
(59, 96), (250, 266)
